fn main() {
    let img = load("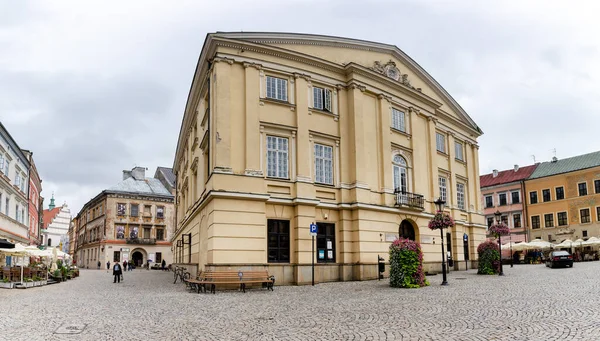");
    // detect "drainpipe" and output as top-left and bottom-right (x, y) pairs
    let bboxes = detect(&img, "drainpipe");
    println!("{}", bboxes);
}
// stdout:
(522, 180), (529, 242)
